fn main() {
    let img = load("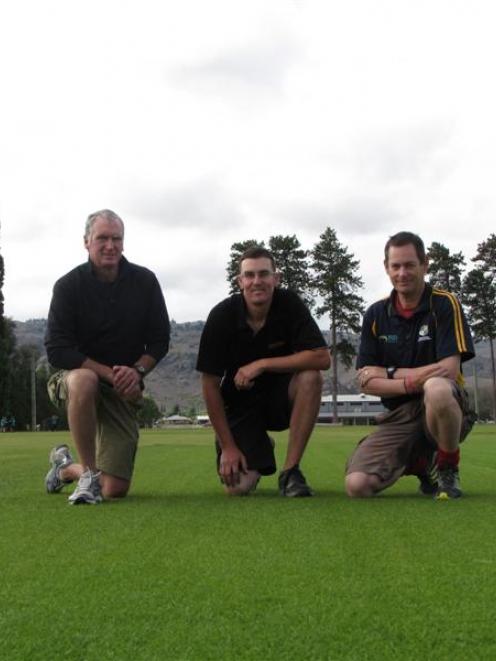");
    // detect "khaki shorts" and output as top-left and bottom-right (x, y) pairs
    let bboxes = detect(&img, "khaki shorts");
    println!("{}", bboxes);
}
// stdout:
(47, 370), (141, 481)
(345, 383), (474, 488)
